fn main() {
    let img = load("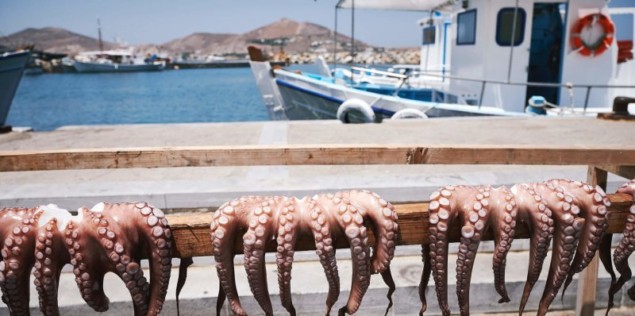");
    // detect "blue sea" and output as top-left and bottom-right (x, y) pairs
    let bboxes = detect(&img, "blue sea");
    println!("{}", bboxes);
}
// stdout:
(7, 67), (299, 131)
